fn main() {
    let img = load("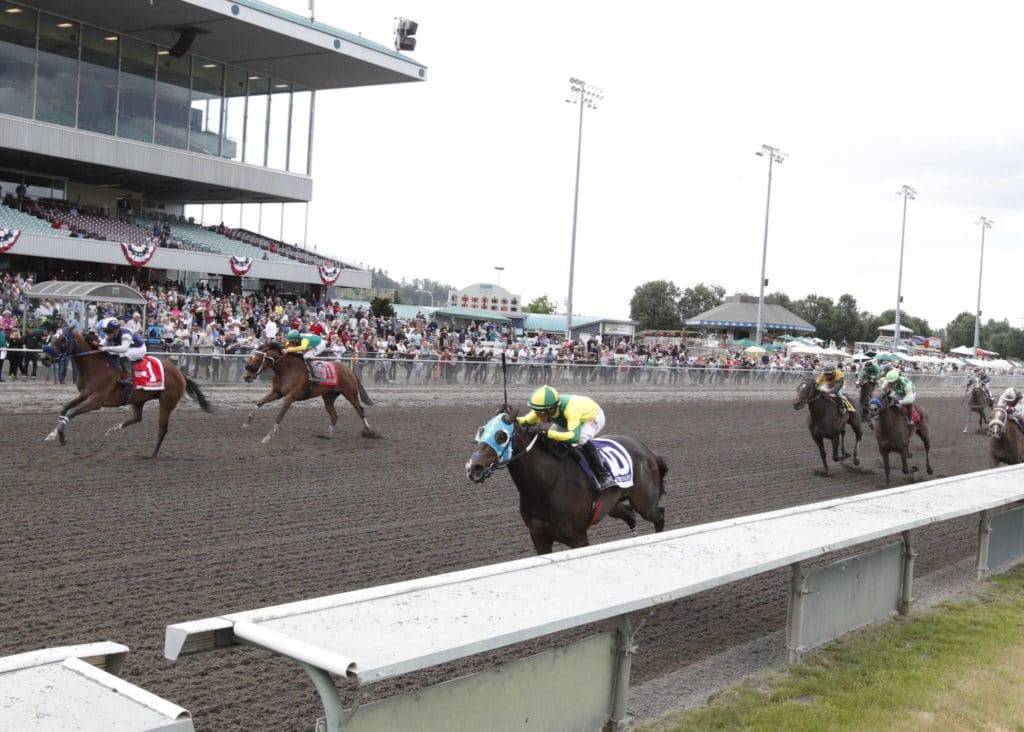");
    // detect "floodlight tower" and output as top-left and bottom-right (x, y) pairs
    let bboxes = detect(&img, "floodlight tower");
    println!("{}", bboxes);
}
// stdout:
(973, 217), (993, 352)
(893, 185), (917, 348)
(754, 144), (786, 345)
